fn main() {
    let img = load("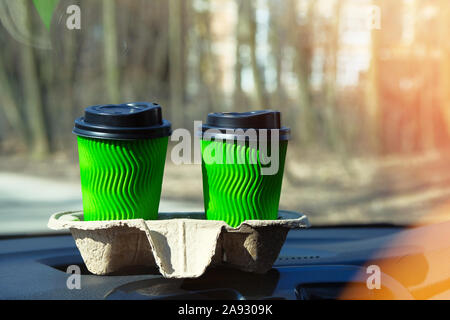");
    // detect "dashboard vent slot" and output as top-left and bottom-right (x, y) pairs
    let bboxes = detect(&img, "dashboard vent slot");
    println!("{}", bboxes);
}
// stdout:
(277, 255), (321, 261)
